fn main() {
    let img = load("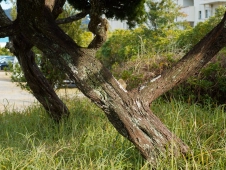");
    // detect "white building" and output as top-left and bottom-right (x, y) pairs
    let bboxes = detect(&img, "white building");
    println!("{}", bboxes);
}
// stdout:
(107, 19), (128, 31)
(176, 0), (226, 26)
(108, 0), (226, 30)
